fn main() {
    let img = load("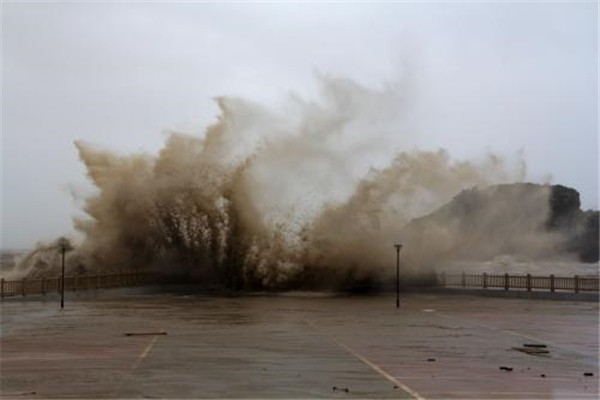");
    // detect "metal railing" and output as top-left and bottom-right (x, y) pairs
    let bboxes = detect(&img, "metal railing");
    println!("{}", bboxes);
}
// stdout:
(3, 270), (597, 297)
(0, 271), (147, 298)
(438, 272), (599, 293)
